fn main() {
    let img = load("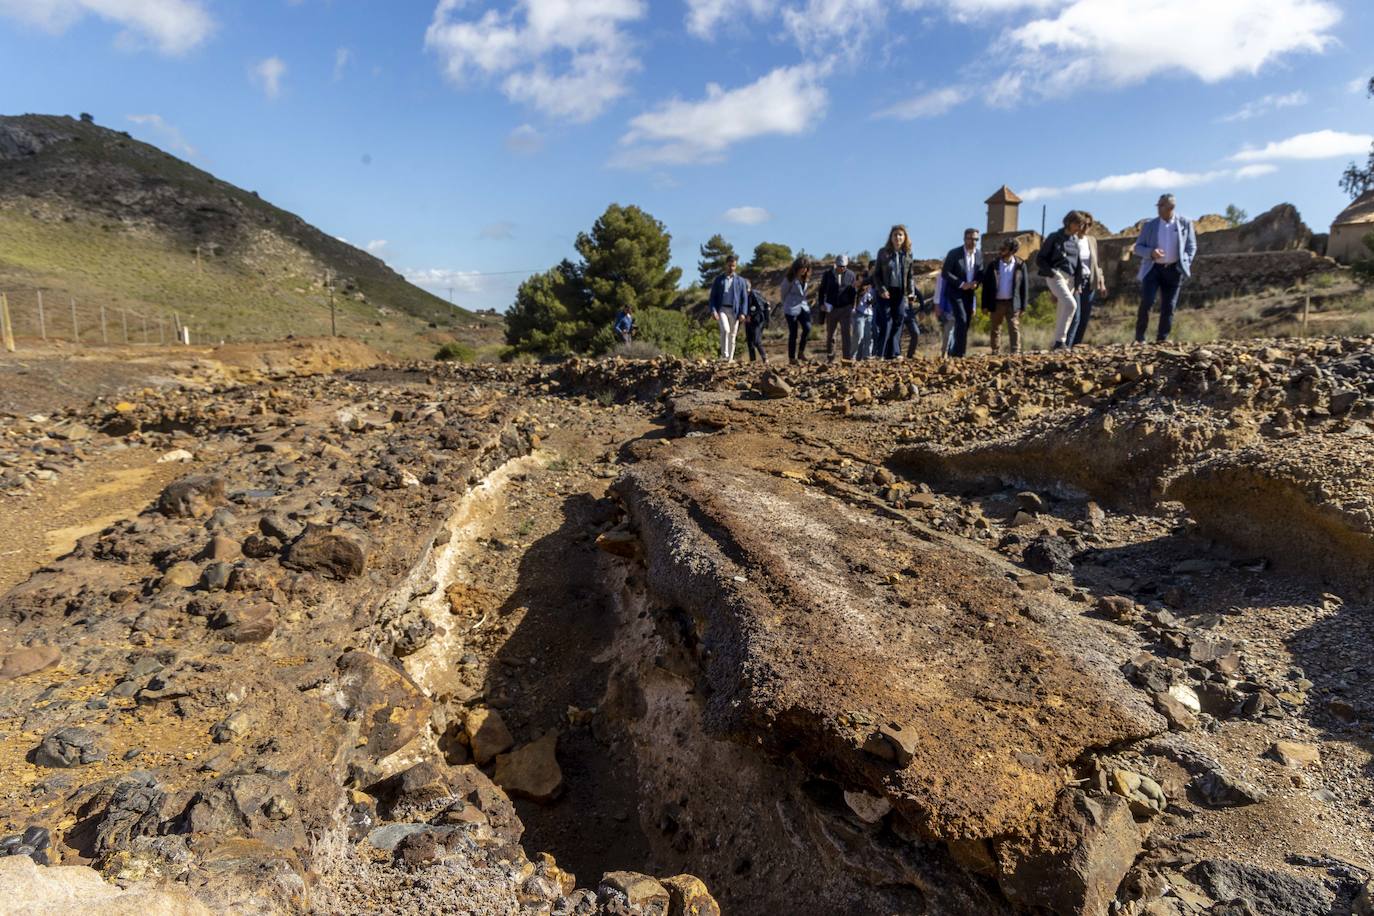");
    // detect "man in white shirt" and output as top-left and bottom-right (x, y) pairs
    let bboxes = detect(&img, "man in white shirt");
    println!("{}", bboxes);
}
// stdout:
(980, 239), (1027, 355)
(1133, 193), (1198, 343)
